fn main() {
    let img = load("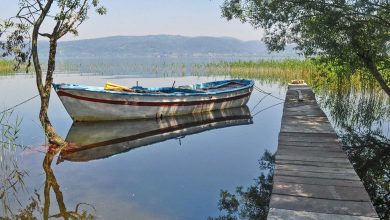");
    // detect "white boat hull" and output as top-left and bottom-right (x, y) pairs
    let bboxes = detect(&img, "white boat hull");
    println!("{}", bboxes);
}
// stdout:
(55, 80), (253, 121)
